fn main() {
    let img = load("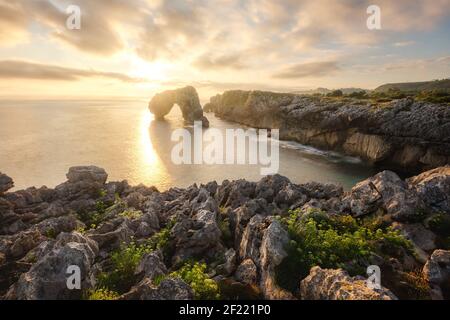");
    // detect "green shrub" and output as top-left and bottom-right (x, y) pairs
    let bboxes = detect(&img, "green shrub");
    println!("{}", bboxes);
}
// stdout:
(327, 90), (343, 97)
(169, 261), (220, 300)
(119, 209), (142, 220)
(86, 288), (119, 300)
(416, 90), (450, 103)
(45, 228), (57, 239)
(77, 200), (109, 229)
(275, 209), (412, 292)
(218, 217), (233, 247)
(98, 241), (153, 293)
